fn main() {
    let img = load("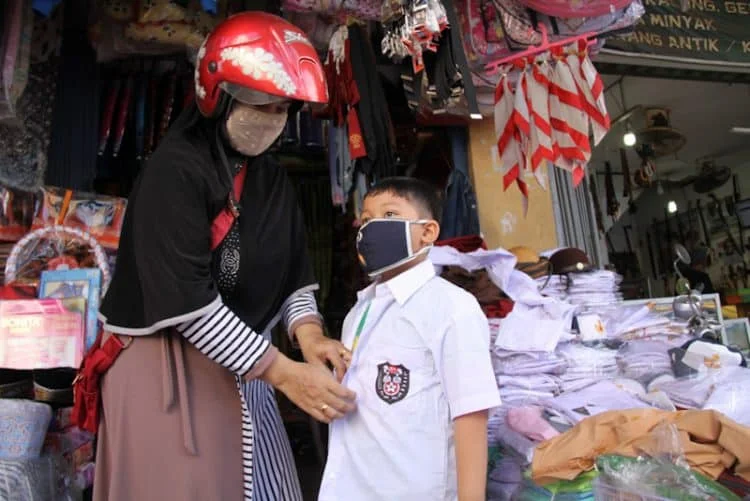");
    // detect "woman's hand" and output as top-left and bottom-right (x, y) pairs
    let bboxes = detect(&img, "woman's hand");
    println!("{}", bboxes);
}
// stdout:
(295, 323), (352, 381)
(261, 355), (356, 423)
